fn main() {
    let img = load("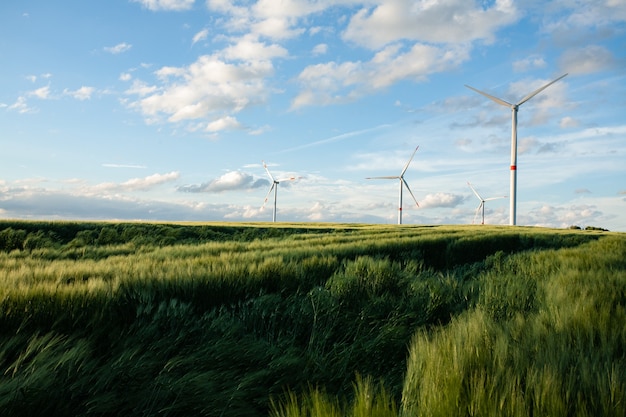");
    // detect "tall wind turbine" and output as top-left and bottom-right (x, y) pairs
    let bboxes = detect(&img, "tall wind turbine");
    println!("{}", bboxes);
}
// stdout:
(467, 181), (506, 225)
(366, 146), (420, 225)
(261, 161), (296, 222)
(465, 73), (567, 225)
